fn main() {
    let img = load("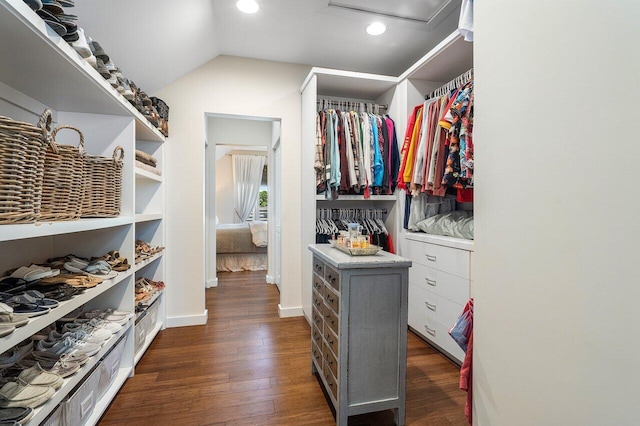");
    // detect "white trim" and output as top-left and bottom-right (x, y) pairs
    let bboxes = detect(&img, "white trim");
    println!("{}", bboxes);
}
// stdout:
(166, 310), (208, 327)
(278, 304), (303, 318)
(206, 278), (218, 288)
(266, 274), (276, 284)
